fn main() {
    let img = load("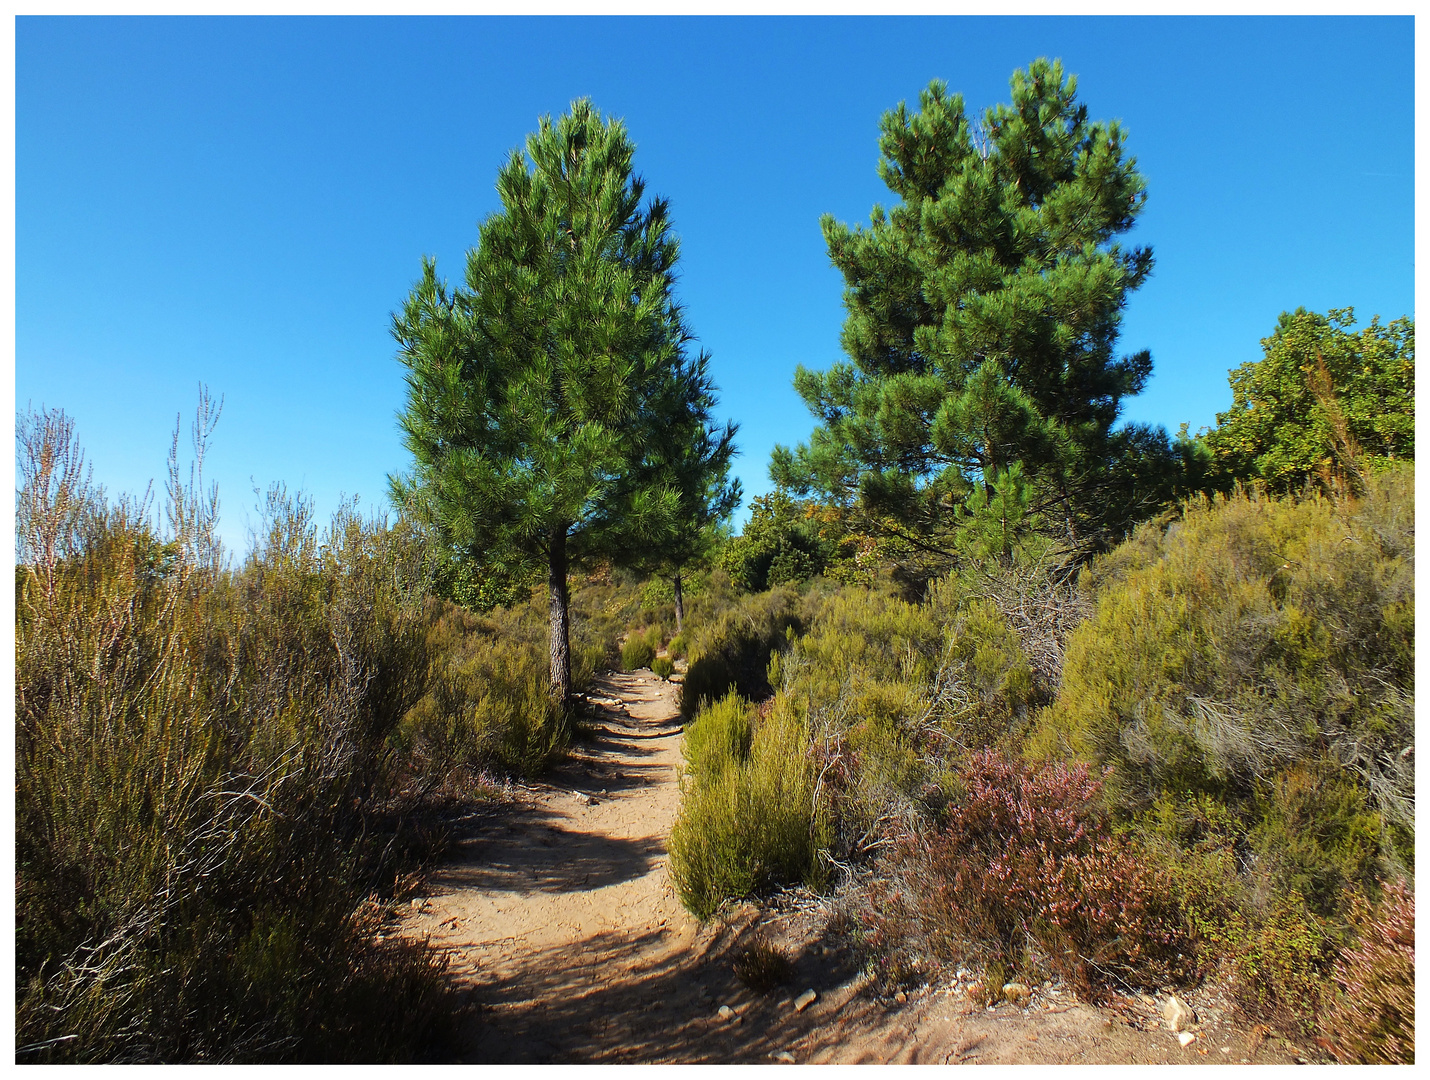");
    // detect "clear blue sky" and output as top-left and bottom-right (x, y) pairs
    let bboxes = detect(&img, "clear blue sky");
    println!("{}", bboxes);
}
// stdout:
(16, 16), (1415, 558)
